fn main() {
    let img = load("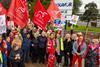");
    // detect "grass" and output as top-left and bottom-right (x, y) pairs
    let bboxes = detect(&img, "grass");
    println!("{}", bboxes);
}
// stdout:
(67, 25), (100, 33)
